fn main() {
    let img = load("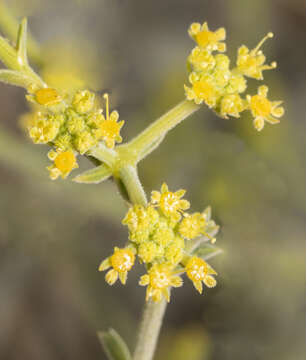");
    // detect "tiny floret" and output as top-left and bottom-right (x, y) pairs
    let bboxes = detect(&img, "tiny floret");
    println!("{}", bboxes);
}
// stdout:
(236, 33), (276, 80)
(247, 85), (284, 131)
(72, 90), (95, 114)
(189, 22), (226, 52)
(179, 212), (206, 240)
(99, 247), (135, 285)
(139, 263), (183, 302)
(35, 88), (62, 106)
(151, 183), (190, 222)
(95, 94), (124, 149)
(185, 256), (217, 294)
(47, 150), (78, 180)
